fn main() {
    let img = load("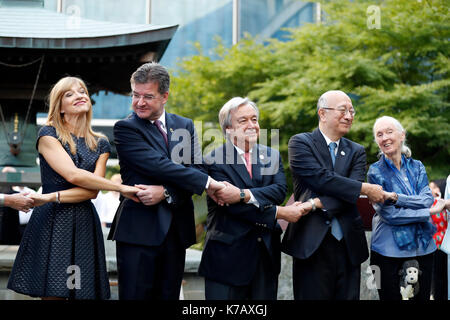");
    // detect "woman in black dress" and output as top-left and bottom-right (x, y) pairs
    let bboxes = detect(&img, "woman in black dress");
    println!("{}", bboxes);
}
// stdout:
(8, 77), (140, 300)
